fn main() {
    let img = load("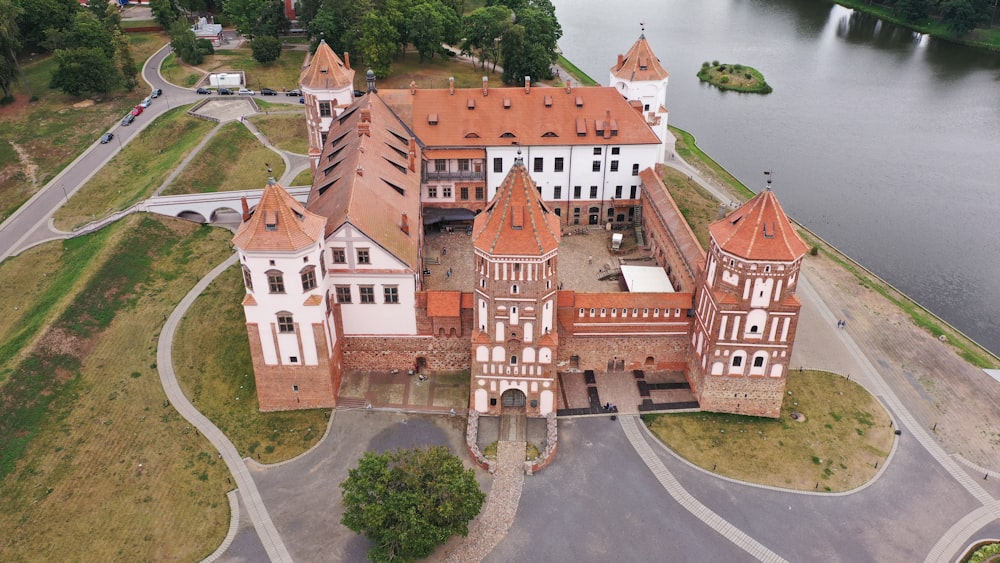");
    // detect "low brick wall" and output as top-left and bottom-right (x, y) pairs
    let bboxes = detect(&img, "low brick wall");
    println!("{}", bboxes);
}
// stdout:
(557, 333), (690, 372)
(698, 374), (786, 418)
(342, 334), (471, 372)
